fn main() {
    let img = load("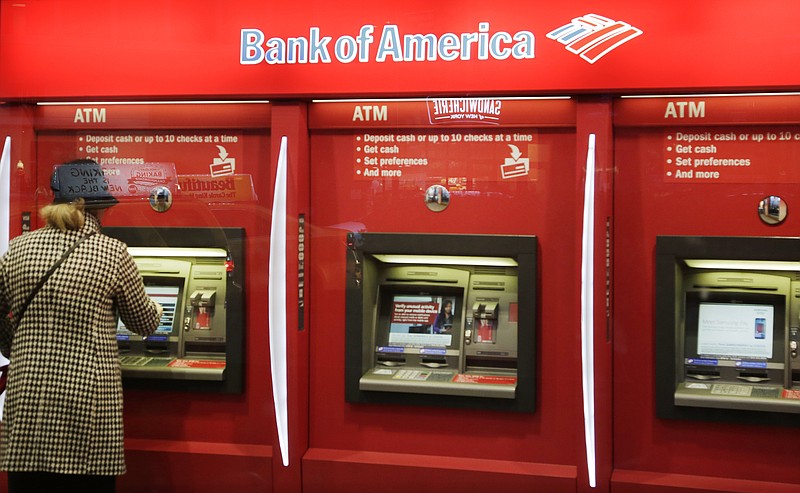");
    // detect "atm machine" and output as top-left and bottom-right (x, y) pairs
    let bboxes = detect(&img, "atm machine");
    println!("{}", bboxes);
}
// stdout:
(117, 247), (228, 380)
(656, 236), (800, 423)
(346, 232), (536, 412)
(106, 227), (244, 393)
